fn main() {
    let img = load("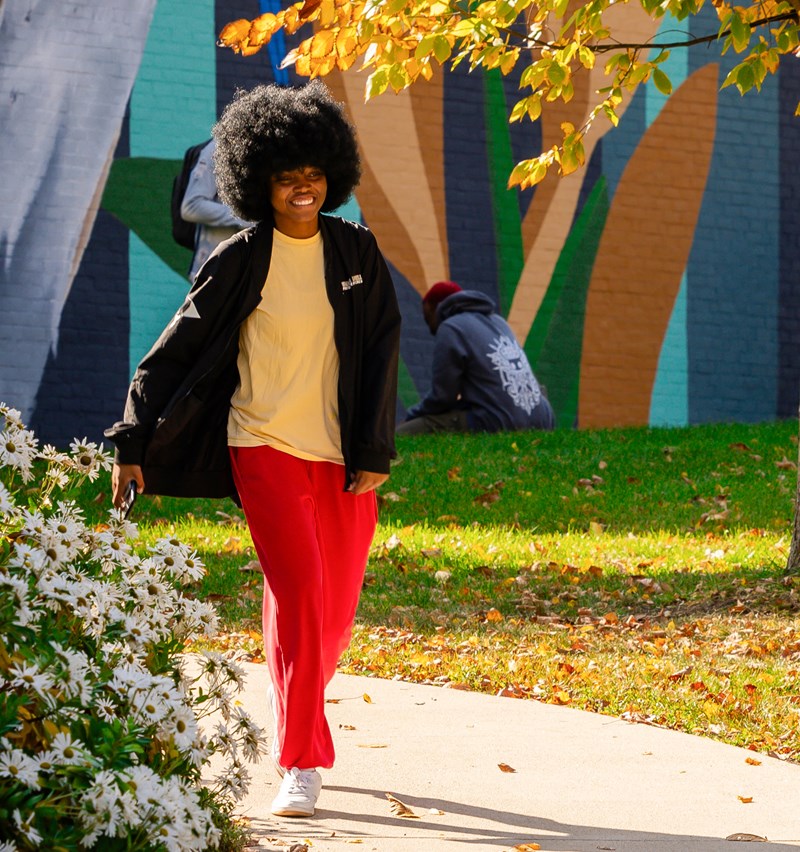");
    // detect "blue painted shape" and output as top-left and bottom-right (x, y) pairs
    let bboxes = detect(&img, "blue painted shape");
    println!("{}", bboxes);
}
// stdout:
(443, 62), (499, 305)
(650, 272), (688, 426)
(599, 82), (647, 201)
(687, 4), (779, 423)
(501, 59), (541, 222)
(260, 0), (290, 85)
(777, 55), (800, 417)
